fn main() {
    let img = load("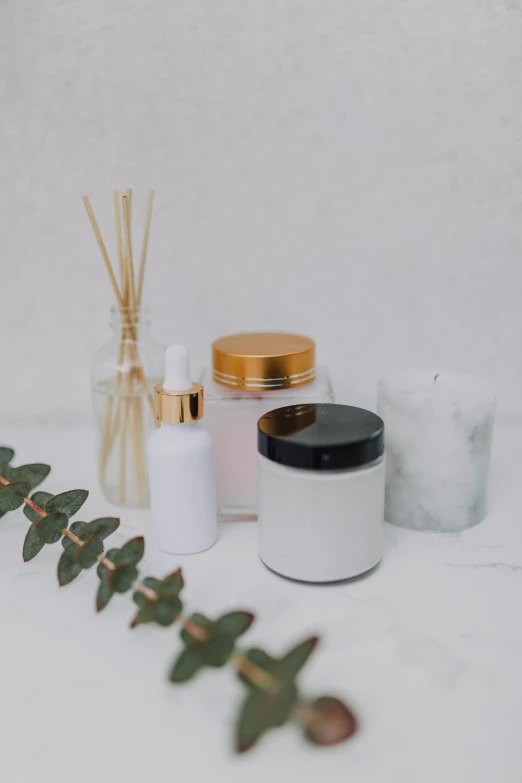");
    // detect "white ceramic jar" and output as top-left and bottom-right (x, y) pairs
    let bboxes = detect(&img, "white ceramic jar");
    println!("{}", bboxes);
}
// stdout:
(258, 404), (385, 582)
